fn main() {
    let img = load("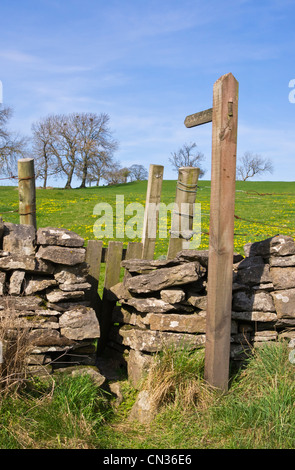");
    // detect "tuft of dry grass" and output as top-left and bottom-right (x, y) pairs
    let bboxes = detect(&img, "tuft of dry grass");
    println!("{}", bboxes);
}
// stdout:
(143, 344), (214, 412)
(0, 299), (52, 395)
